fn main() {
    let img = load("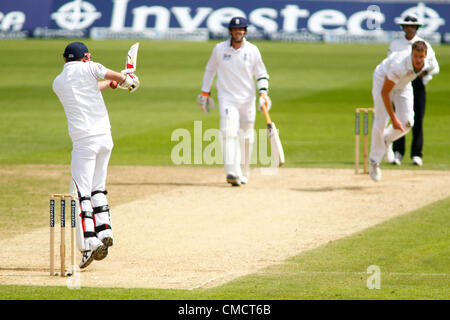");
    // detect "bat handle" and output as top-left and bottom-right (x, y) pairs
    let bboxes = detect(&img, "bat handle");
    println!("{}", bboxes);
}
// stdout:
(261, 103), (272, 125)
